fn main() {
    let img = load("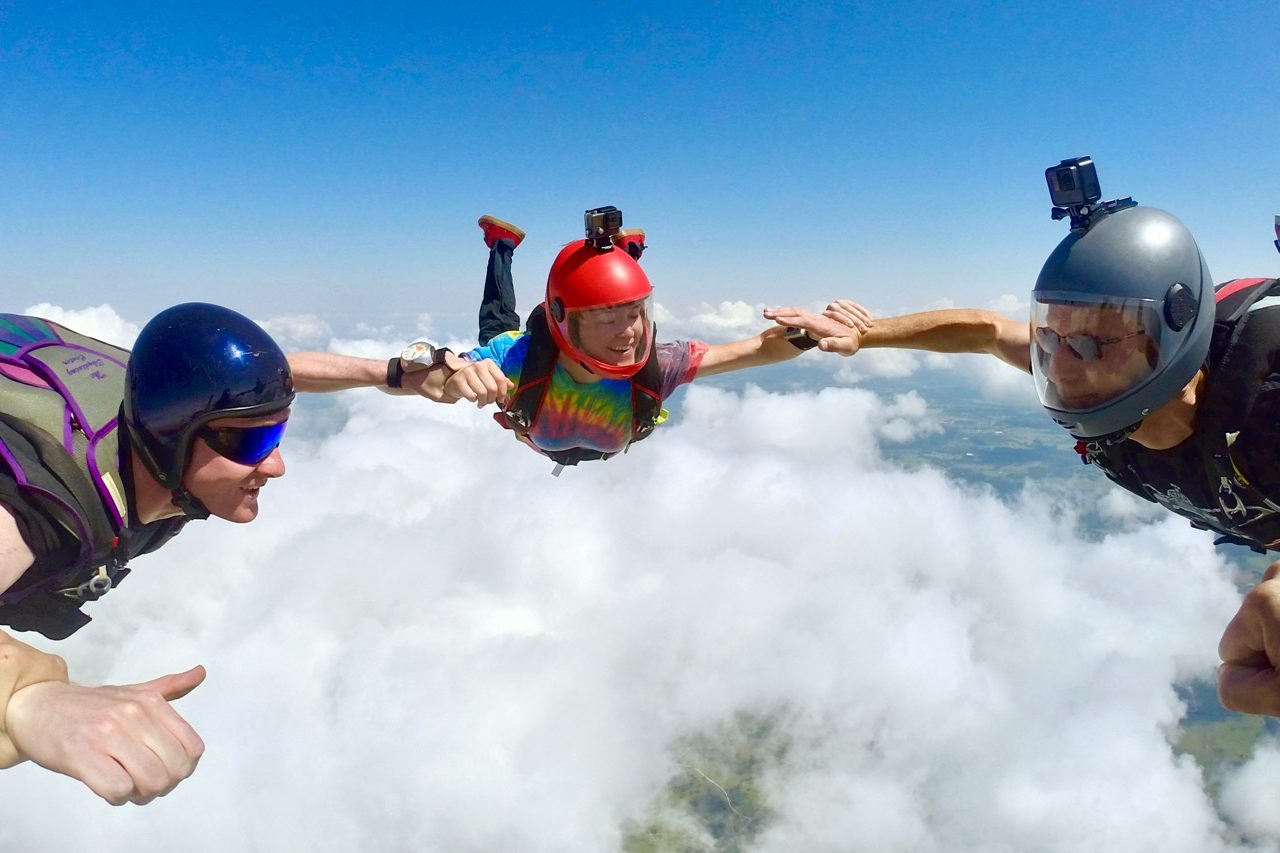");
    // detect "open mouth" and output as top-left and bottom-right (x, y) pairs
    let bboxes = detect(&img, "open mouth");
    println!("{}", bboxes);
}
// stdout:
(603, 344), (637, 363)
